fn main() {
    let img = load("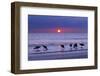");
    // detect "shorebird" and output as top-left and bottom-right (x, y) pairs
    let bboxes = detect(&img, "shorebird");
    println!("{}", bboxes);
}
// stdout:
(34, 46), (41, 49)
(60, 44), (65, 49)
(69, 43), (73, 50)
(33, 45), (48, 51)
(42, 45), (48, 50)
(73, 43), (78, 49)
(79, 43), (84, 48)
(33, 46), (41, 52)
(60, 44), (65, 51)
